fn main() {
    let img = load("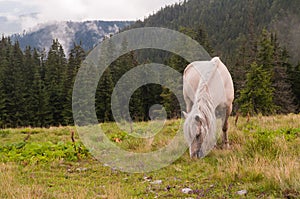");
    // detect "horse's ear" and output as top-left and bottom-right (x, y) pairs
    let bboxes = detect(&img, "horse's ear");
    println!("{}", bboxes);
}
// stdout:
(195, 114), (202, 124)
(182, 111), (188, 118)
(212, 57), (221, 66)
